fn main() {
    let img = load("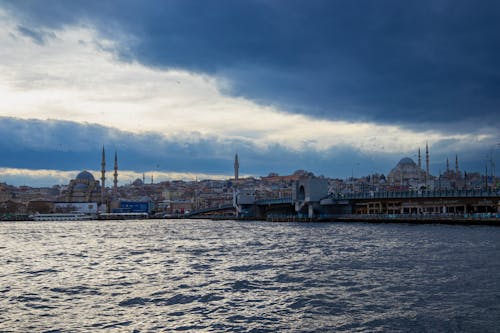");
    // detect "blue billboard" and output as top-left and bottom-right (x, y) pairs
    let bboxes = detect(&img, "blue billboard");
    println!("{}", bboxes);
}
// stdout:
(118, 201), (151, 213)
